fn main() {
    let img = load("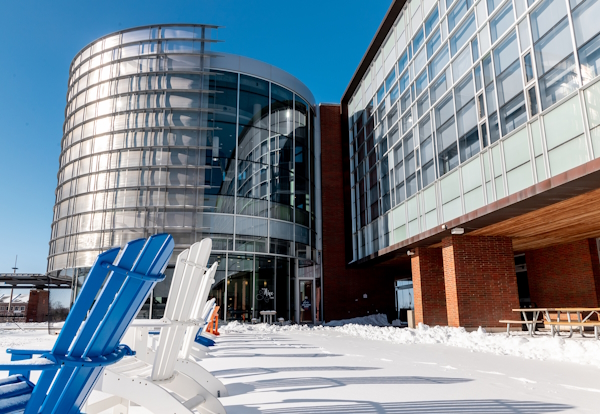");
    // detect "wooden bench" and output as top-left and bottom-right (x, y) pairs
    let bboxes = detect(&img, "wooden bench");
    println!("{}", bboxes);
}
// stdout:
(546, 321), (600, 340)
(499, 320), (544, 336)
